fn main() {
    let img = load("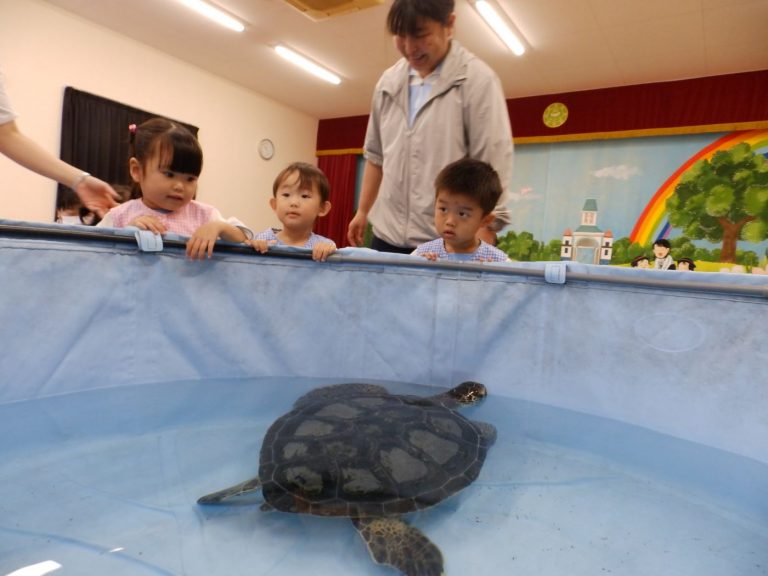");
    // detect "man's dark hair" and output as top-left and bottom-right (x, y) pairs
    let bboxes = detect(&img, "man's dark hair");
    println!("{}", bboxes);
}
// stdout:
(387, 0), (455, 36)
